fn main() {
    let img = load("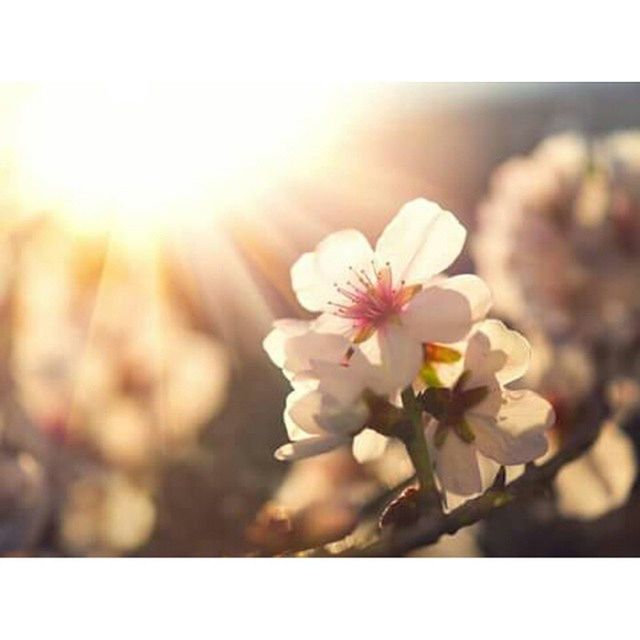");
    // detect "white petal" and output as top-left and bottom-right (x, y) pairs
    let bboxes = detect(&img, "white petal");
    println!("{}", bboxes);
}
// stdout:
(283, 388), (325, 441)
(361, 324), (423, 392)
(403, 275), (491, 344)
(352, 429), (389, 463)
(495, 389), (556, 434)
(311, 312), (354, 337)
(442, 274), (492, 323)
(310, 359), (370, 406)
(262, 319), (312, 374)
(375, 198), (466, 285)
(288, 388), (368, 437)
(285, 330), (350, 379)
(290, 252), (328, 312)
(468, 390), (553, 465)
(427, 423), (483, 496)
(291, 230), (374, 312)
(274, 434), (350, 461)
(465, 380), (503, 420)
(477, 454), (501, 490)
(463, 319), (531, 387)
